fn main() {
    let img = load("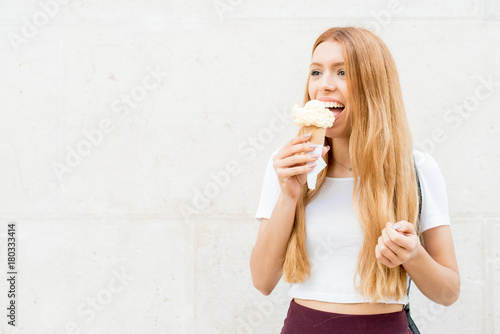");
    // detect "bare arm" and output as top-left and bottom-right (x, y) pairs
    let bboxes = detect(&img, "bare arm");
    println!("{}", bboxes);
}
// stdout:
(376, 222), (460, 306)
(250, 193), (298, 295)
(403, 225), (460, 305)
